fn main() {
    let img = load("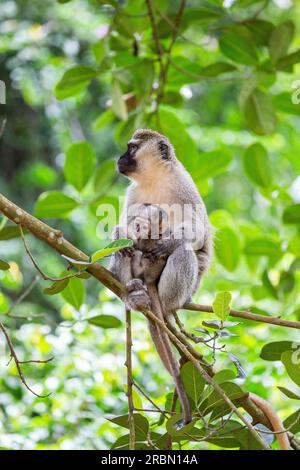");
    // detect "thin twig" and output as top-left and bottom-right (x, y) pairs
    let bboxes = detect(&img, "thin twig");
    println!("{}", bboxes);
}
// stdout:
(133, 407), (174, 414)
(20, 225), (84, 282)
(133, 381), (169, 419)
(156, 0), (186, 106)
(125, 308), (135, 450)
(6, 276), (39, 320)
(0, 320), (52, 398)
(184, 303), (300, 330)
(145, 0), (164, 61)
